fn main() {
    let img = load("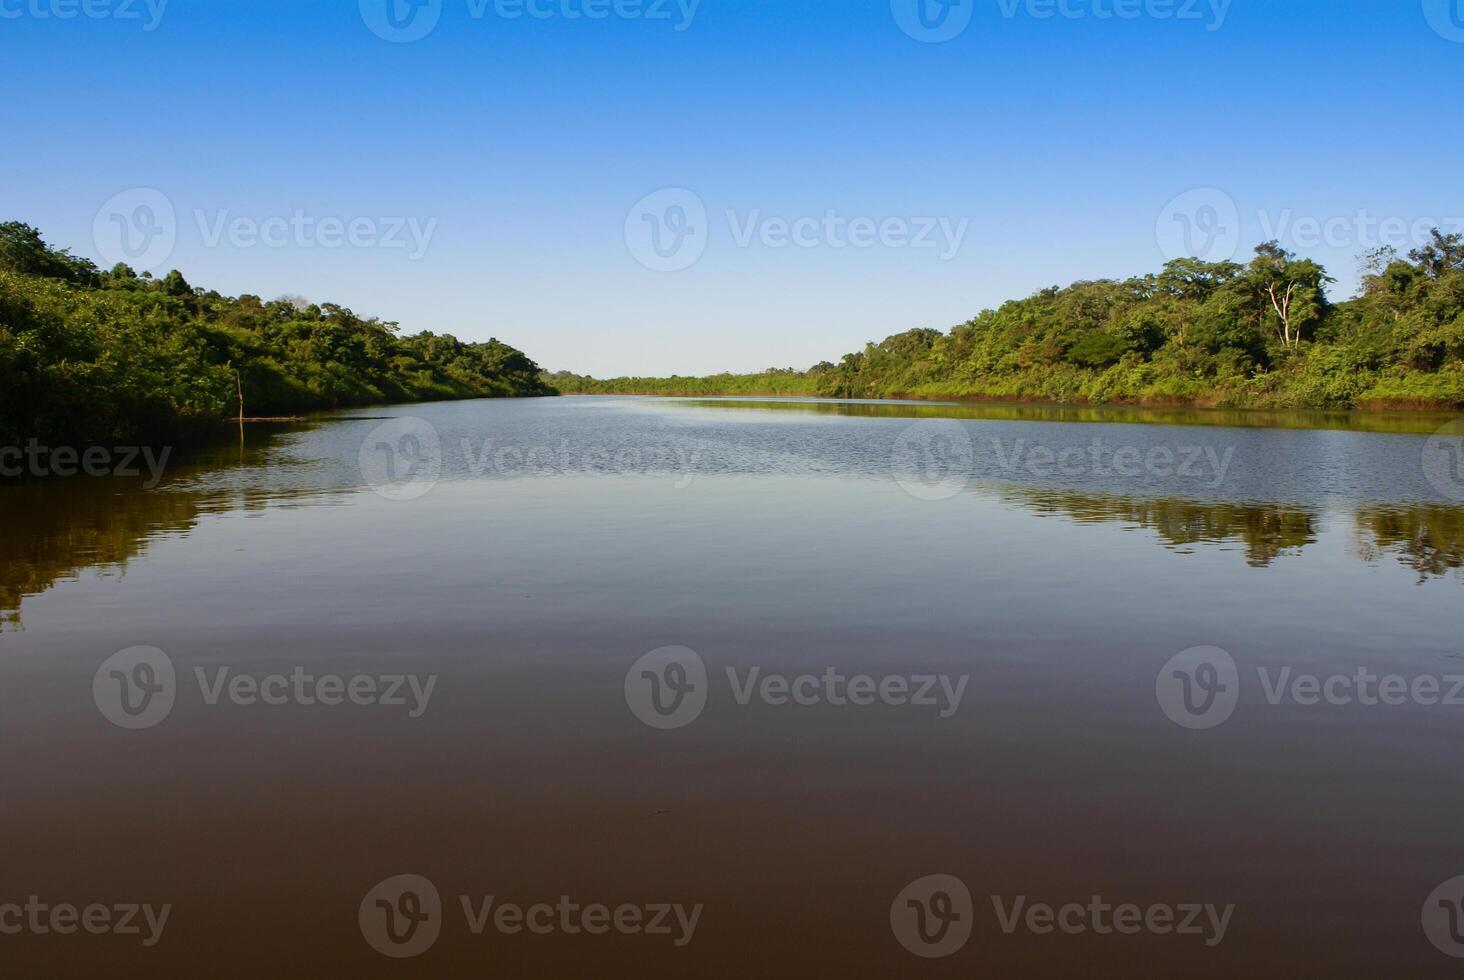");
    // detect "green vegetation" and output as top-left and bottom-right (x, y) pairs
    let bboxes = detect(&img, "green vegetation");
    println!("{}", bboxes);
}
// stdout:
(545, 368), (819, 398)
(7, 218), (1462, 452)
(556, 235), (1464, 410)
(0, 222), (553, 448)
(666, 397), (1457, 435)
